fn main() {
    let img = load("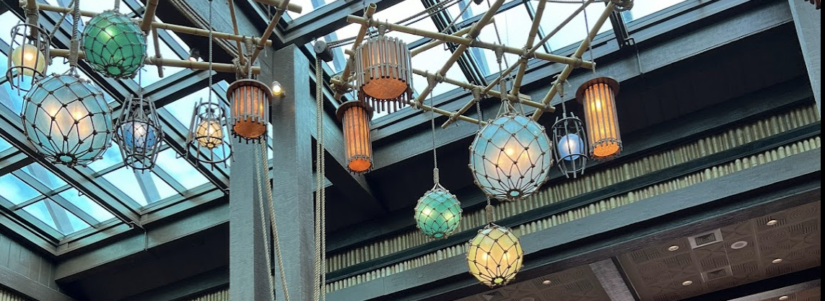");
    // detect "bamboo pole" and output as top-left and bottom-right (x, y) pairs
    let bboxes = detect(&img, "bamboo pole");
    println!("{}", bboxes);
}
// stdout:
(152, 28), (164, 78)
(250, 0), (290, 64)
(511, 0), (547, 97)
(531, 2), (614, 121)
(228, 0), (246, 66)
(346, 16), (596, 70)
(440, 0), (592, 128)
(141, 0), (160, 32)
(251, 0), (303, 14)
(26, 2), (274, 47)
(410, 18), (495, 57)
(333, 3), (377, 100)
(49, 49), (261, 74)
(412, 69), (552, 113)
